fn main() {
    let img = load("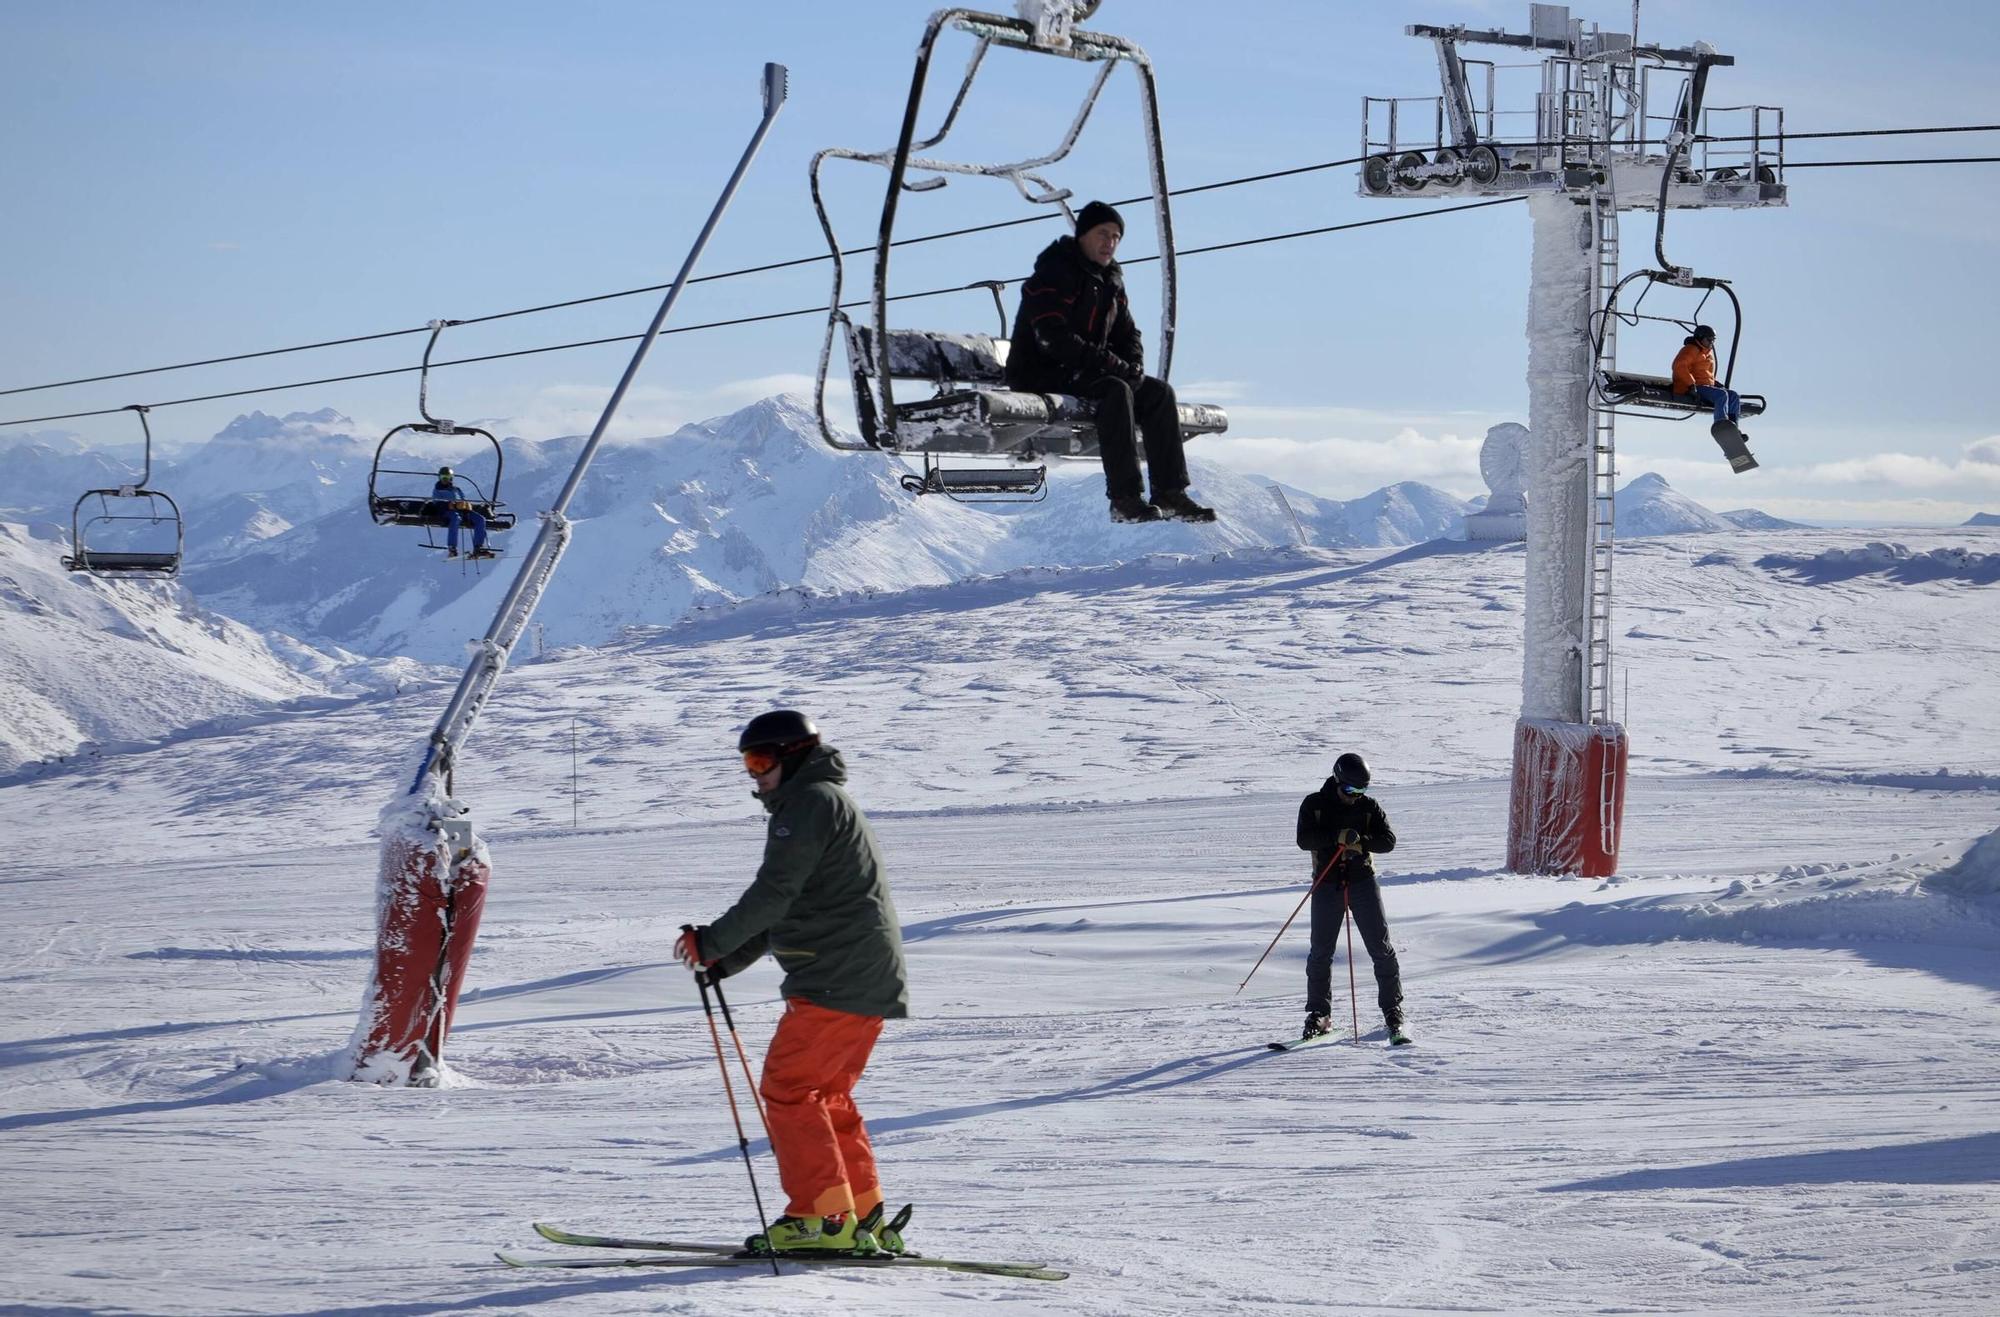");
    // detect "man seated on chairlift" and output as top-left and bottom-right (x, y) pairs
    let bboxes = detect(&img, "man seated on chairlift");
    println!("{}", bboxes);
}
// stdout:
(429, 465), (493, 561)
(1005, 201), (1217, 525)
